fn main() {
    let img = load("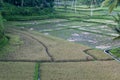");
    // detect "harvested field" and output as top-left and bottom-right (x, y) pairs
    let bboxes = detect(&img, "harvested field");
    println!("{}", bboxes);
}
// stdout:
(40, 61), (120, 80)
(86, 49), (113, 60)
(48, 43), (93, 60)
(29, 31), (93, 61)
(1, 30), (51, 61)
(0, 62), (35, 80)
